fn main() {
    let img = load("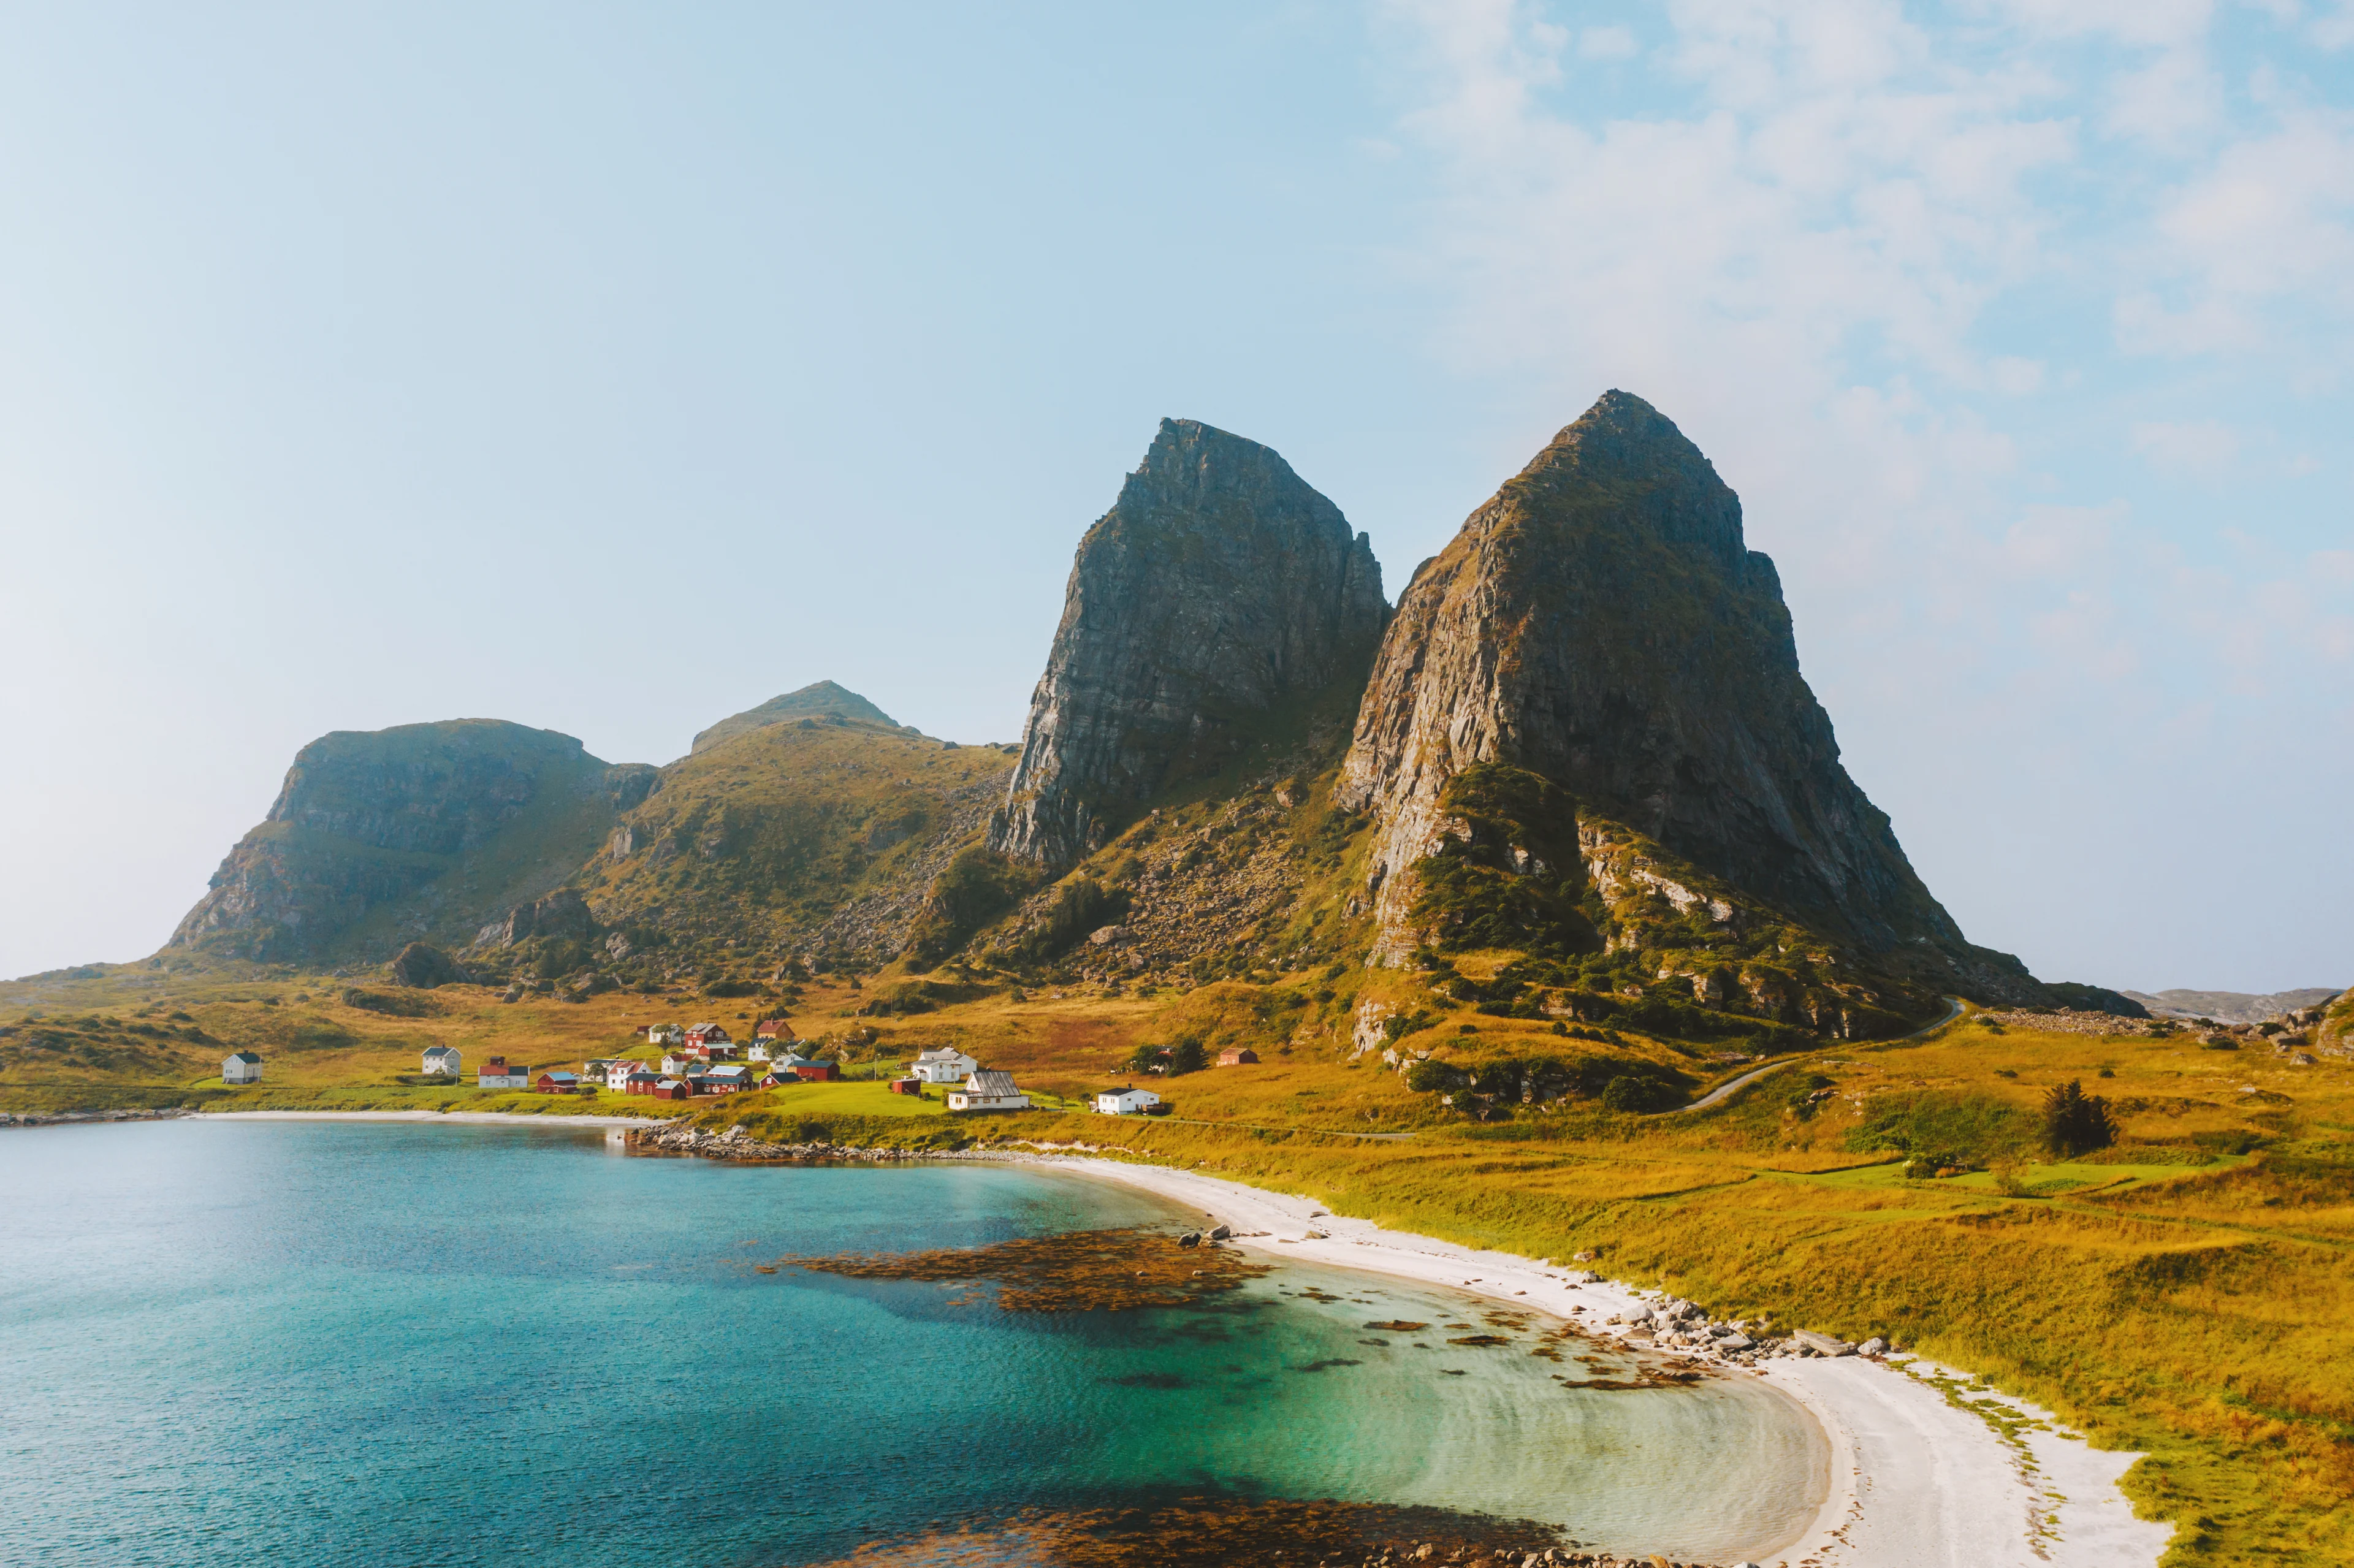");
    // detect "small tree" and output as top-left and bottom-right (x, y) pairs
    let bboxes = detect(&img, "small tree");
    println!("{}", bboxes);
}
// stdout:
(1168, 1038), (1208, 1075)
(2043, 1079), (2116, 1157)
